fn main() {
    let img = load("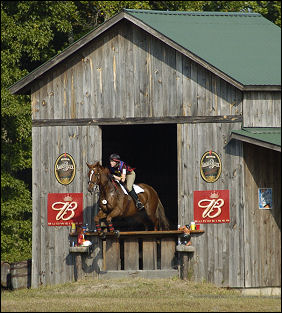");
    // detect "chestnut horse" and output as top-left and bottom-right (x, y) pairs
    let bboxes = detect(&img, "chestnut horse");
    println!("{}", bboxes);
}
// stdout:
(87, 161), (169, 234)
